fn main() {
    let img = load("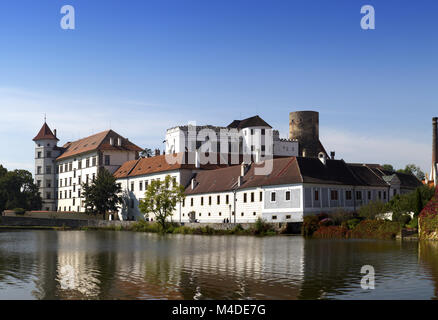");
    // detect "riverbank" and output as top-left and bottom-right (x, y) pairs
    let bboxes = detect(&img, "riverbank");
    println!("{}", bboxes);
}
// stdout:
(303, 214), (410, 240)
(0, 215), (300, 236)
